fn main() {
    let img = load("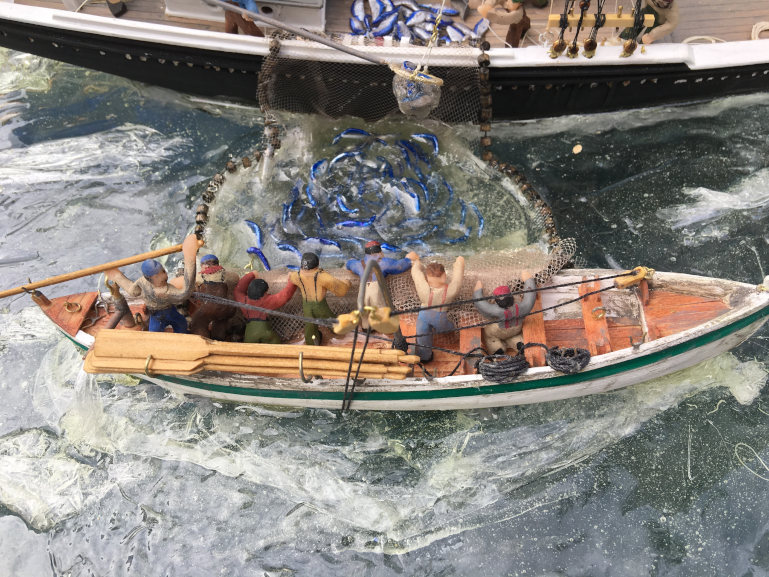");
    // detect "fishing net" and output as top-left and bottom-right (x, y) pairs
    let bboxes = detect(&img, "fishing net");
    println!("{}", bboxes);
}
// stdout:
(251, 238), (576, 342)
(258, 34), (480, 123)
